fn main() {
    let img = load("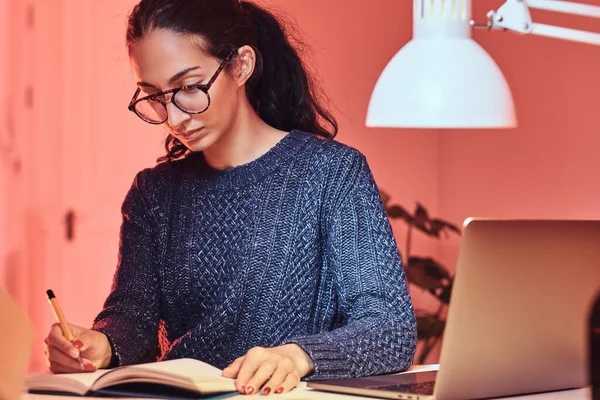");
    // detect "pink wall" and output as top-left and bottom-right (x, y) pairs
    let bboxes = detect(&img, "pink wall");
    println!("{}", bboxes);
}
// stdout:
(439, 2), (600, 268)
